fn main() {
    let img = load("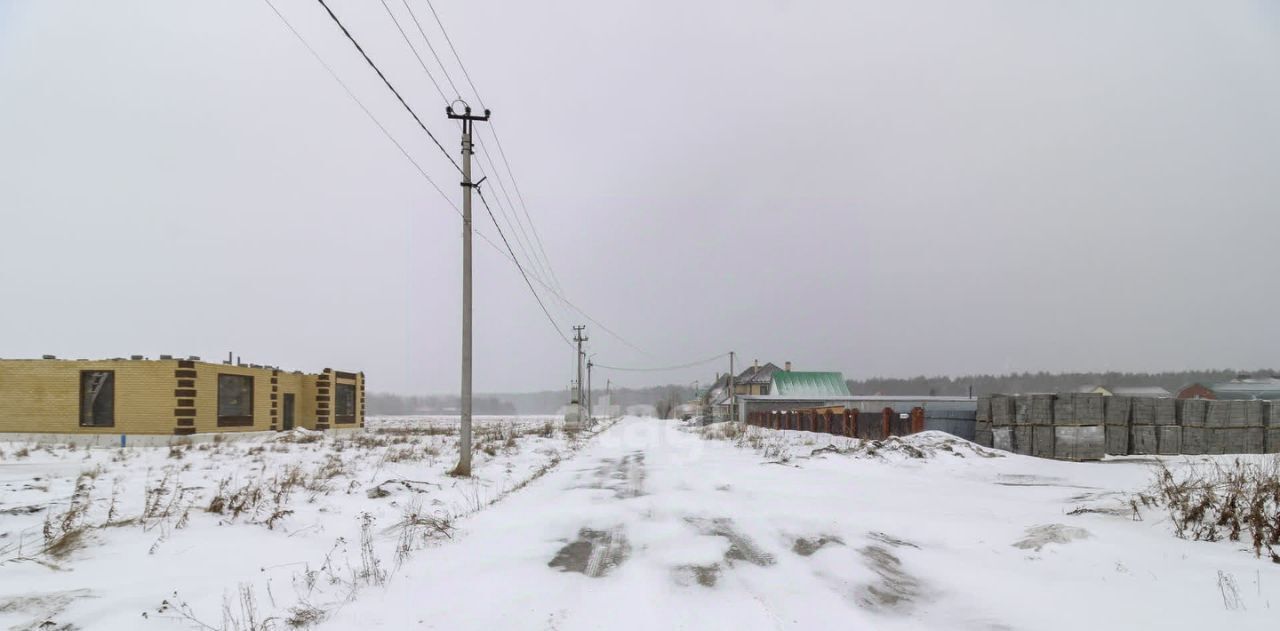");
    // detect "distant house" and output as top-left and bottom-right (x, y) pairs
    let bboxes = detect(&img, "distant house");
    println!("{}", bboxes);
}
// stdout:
(1177, 377), (1280, 400)
(734, 361), (783, 396)
(1076, 385), (1171, 398)
(769, 371), (852, 398)
(1109, 386), (1172, 398)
